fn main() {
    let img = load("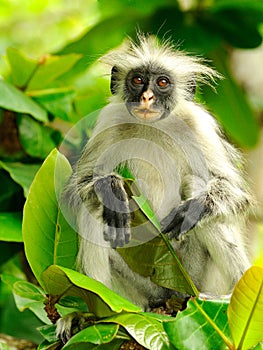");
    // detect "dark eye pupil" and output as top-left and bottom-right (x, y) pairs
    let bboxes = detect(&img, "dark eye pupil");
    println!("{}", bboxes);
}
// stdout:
(133, 76), (143, 84)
